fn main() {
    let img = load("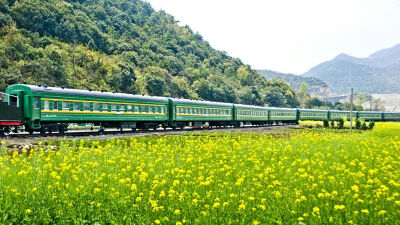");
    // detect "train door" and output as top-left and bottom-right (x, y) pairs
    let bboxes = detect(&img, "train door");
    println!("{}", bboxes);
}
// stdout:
(33, 97), (41, 120)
